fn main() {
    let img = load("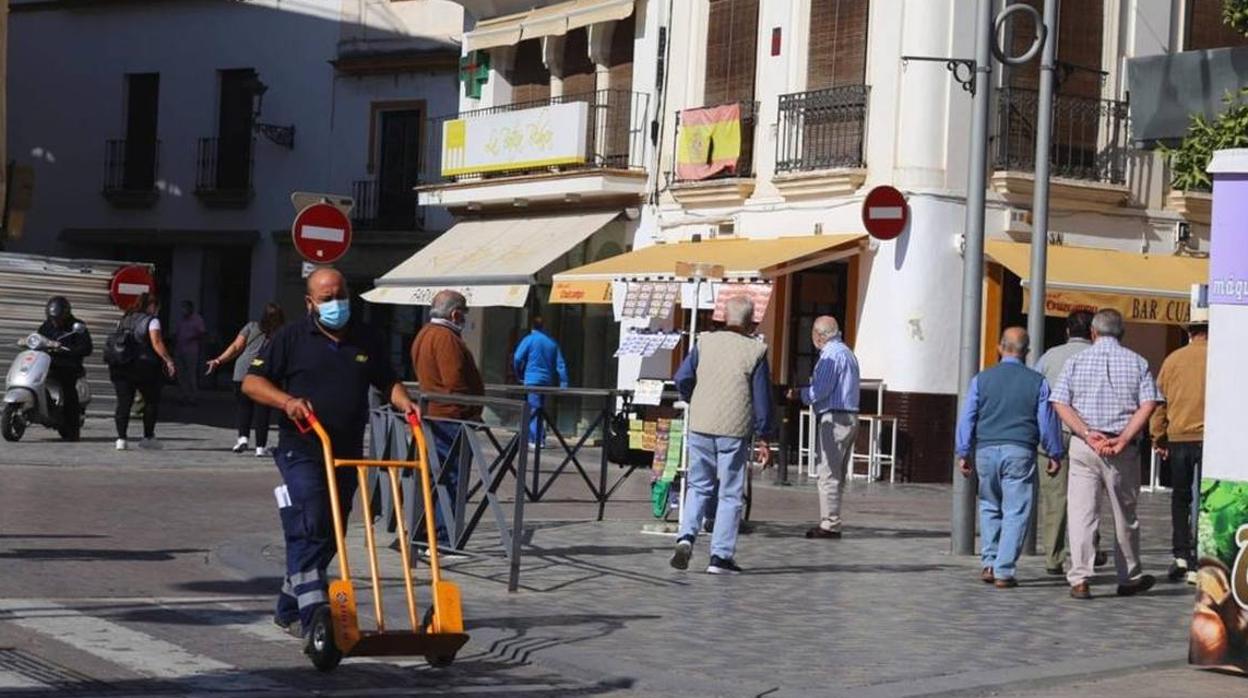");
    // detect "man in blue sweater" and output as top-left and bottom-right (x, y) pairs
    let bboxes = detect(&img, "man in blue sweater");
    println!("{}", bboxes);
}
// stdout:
(956, 327), (1064, 588)
(512, 316), (569, 446)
